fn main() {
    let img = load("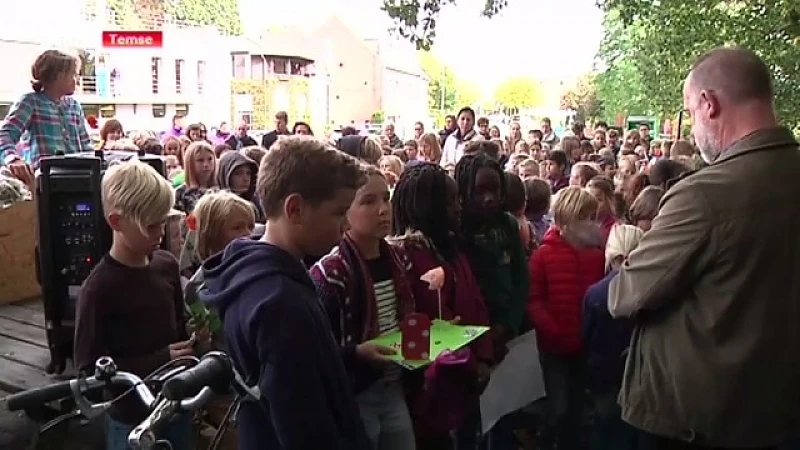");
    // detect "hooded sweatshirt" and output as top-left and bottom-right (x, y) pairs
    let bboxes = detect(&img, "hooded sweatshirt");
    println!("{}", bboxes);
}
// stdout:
(198, 238), (370, 450)
(336, 135), (367, 159)
(216, 151), (265, 222)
